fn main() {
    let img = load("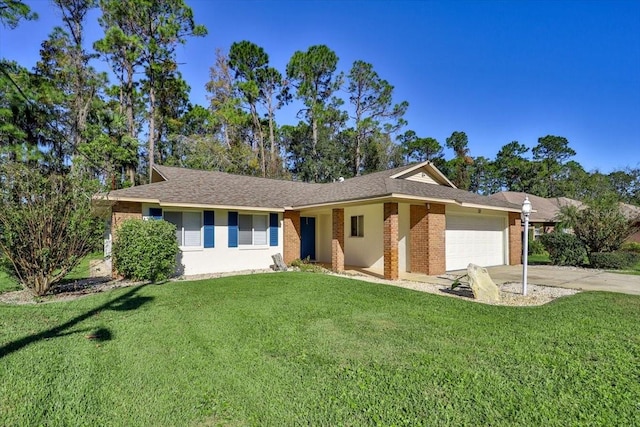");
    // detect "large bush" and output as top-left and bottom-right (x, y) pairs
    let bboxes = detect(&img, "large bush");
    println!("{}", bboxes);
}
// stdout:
(588, 251), (640, 270)
(559, 202), (633, 254)
(0, 163), (104, 295)
(540, 232), (587, 266)
(113, 219), (179, 282)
